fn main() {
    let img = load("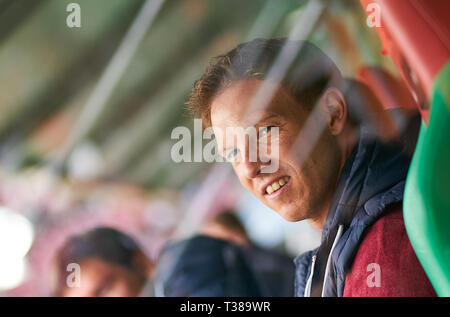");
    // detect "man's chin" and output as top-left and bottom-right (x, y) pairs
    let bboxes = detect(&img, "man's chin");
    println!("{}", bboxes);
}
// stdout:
(277, 208), (305, 222)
